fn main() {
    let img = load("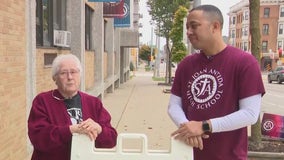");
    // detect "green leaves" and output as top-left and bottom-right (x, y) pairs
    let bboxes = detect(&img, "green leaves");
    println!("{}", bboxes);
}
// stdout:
(139, 44), (151, 62)
(170, 6), (188, 63)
